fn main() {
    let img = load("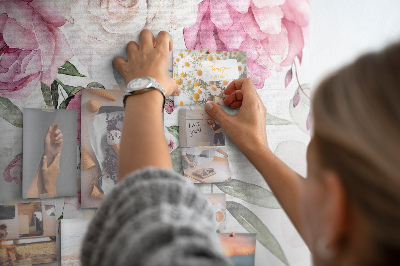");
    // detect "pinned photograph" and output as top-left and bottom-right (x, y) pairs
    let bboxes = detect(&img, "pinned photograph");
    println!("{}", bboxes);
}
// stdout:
(205, 193), (226, 231)
(61, 219), (91, 266)
(80, 89), (124, 208)
(23, 108), (77, 199)
(179, 109), (226, 148)
(0, 201), (57, 265)
(219, 233), (256, 266)
(181, 147), (231, 183)
(173, 49), (247, 106)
